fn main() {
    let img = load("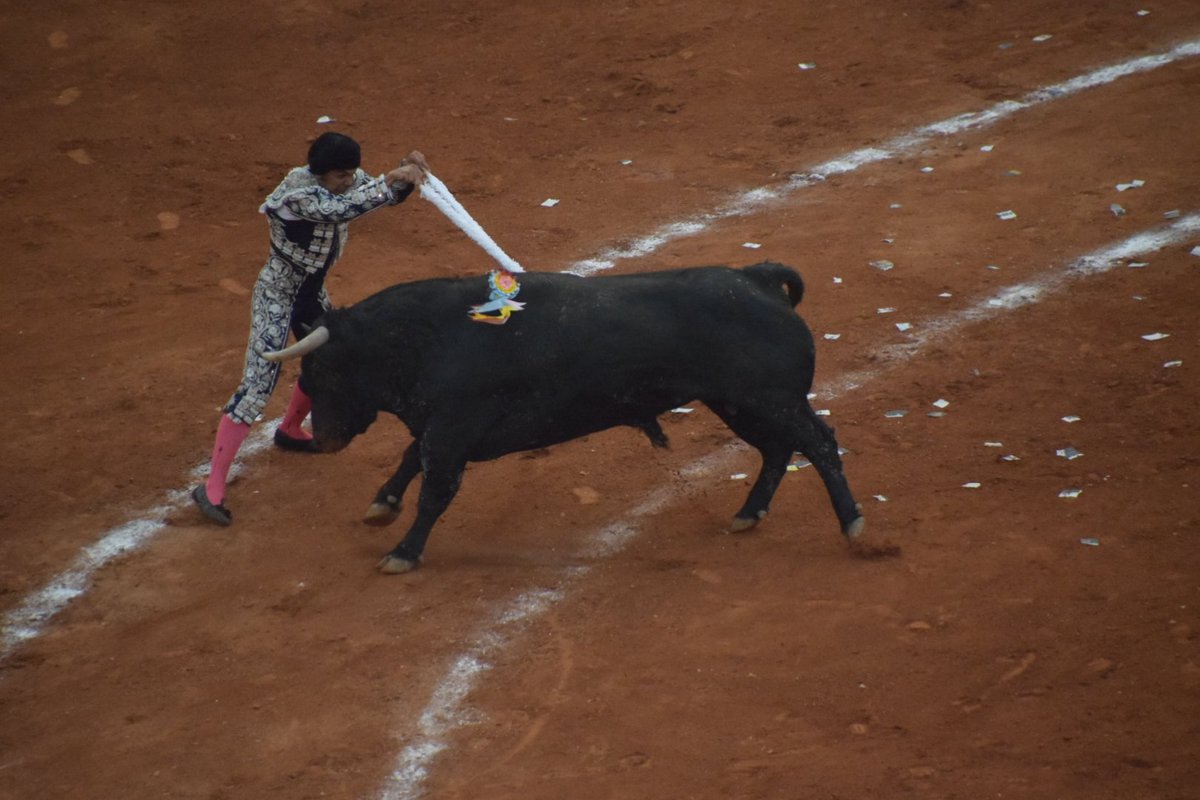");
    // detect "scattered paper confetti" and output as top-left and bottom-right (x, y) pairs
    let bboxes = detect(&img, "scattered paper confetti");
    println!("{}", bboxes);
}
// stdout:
(1062, 415), (1082, 423)
(620, 159), (633, 165)
(1137, 9), (1150, 16)
(1163, 209), (1181, 219)
(1001, 454), (1021, 462)
(788, 459), (812, 471)
(928, 411), (946, 418)
(742, 242), (762, 249)
(730, 473), (749, 480)
(824, 333), (841, 341)
(1141, 332), (1170, 341)
(1056, 447), (1084, 460)
(896, 322), (913, 332)
(877, 307), (896, 314)
(1163, 360), (1183, 368)
(1080, 538), (1101, 547)
(1115, 179), (1145, 192)
(997, 210), (1017, 220)
(815, 409), (831, 416)
(1005, 169), (1023, 177)
(1110, 203), (1126, 217)
(316, 115), (334, 124)
(873, 495), (889, 502)
(1032, 34), (1053, 42)
(884, 409), (908, 419)
(832, 276), (844, 284)
(1128, 261), (1148, 268)
(932, 399), (950, 409)
(870, 259), (894, 271)
(962, 482), (982, 489)
(984, 442), (1004, 448)
(986, 264), (1001, 271)
(980, 144), (995, 152)
(797, 62), (817, 70)
(670, 407), (695, 414)
(1190, 246), (1200, 257)
(1059, 488), (1083, 499)
(540, 198), (560, 207)
(938, 291), (953, 298)
(920, 166), (934, 173)
(890, 203), (902, 209)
